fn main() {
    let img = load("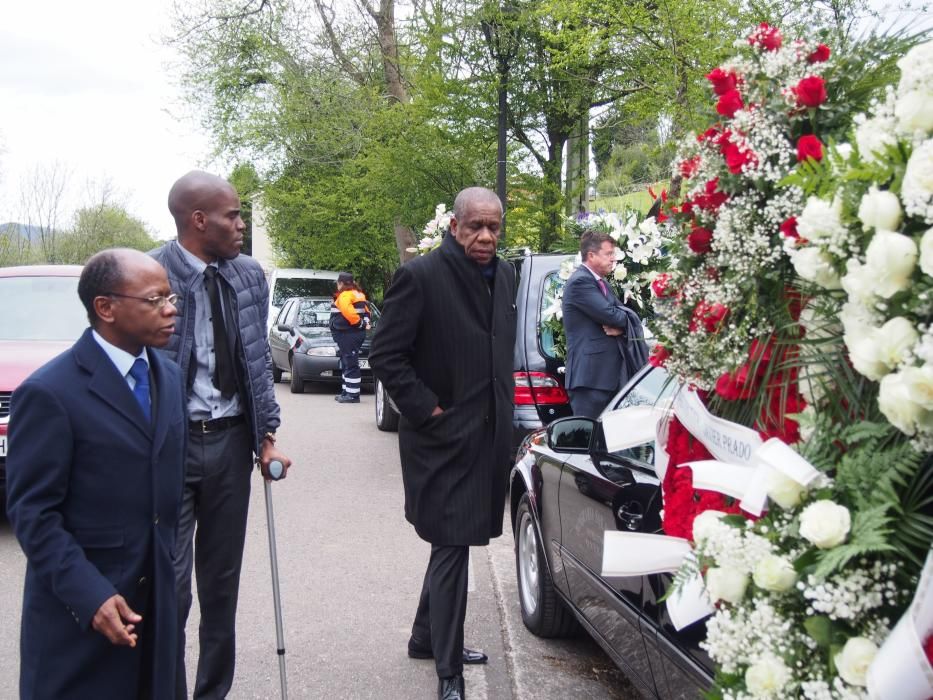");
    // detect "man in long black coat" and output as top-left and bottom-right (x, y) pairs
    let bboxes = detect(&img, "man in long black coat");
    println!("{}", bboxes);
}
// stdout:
(369, 187), (516, 700)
